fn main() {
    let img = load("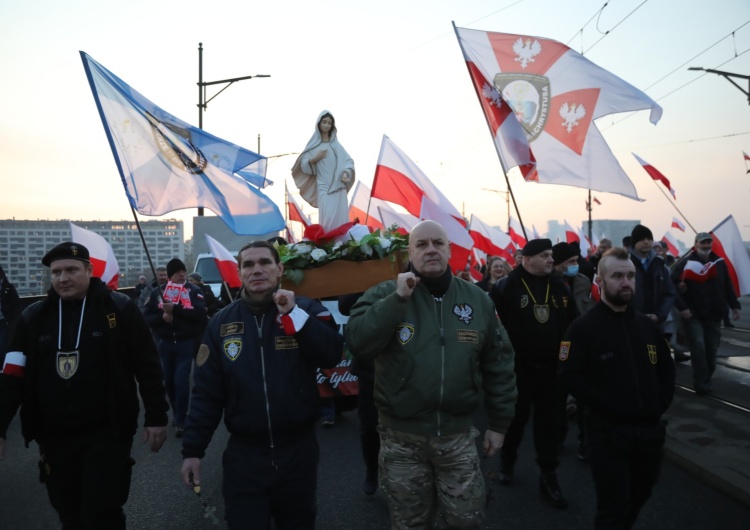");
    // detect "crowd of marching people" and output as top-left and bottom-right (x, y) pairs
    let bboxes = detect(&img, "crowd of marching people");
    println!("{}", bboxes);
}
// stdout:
(0, 219), (742, 529)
